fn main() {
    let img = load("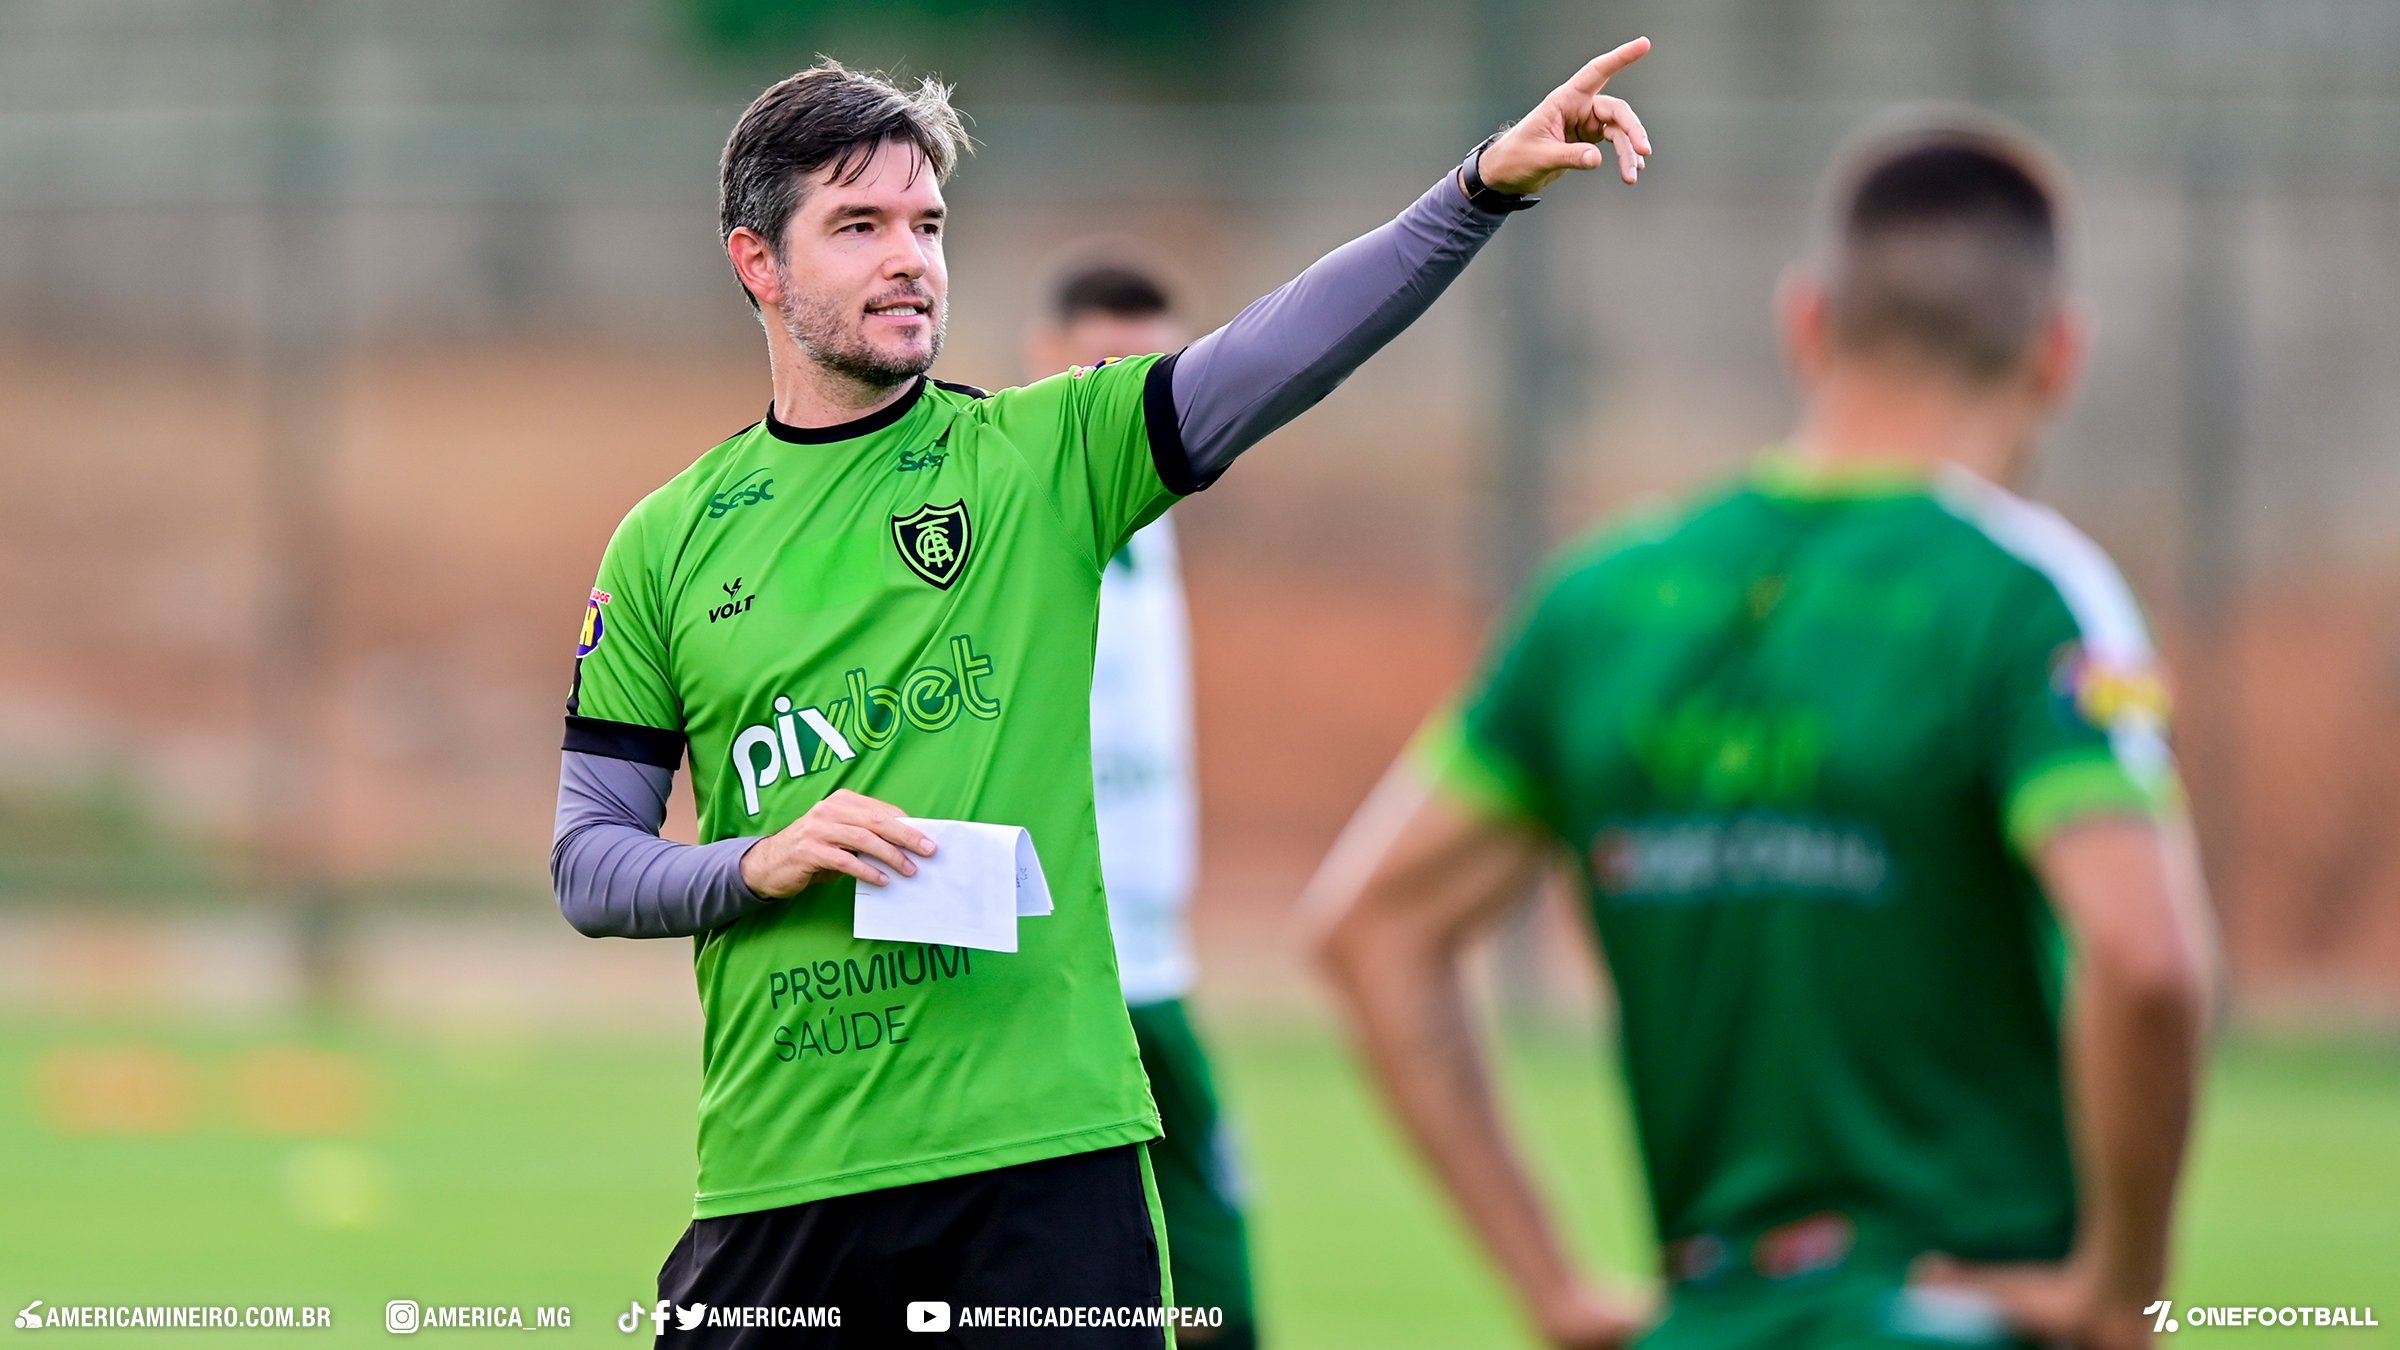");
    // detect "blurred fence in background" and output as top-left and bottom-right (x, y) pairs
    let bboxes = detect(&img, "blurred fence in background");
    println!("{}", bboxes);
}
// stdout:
(1, 0), (2397, 1020)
